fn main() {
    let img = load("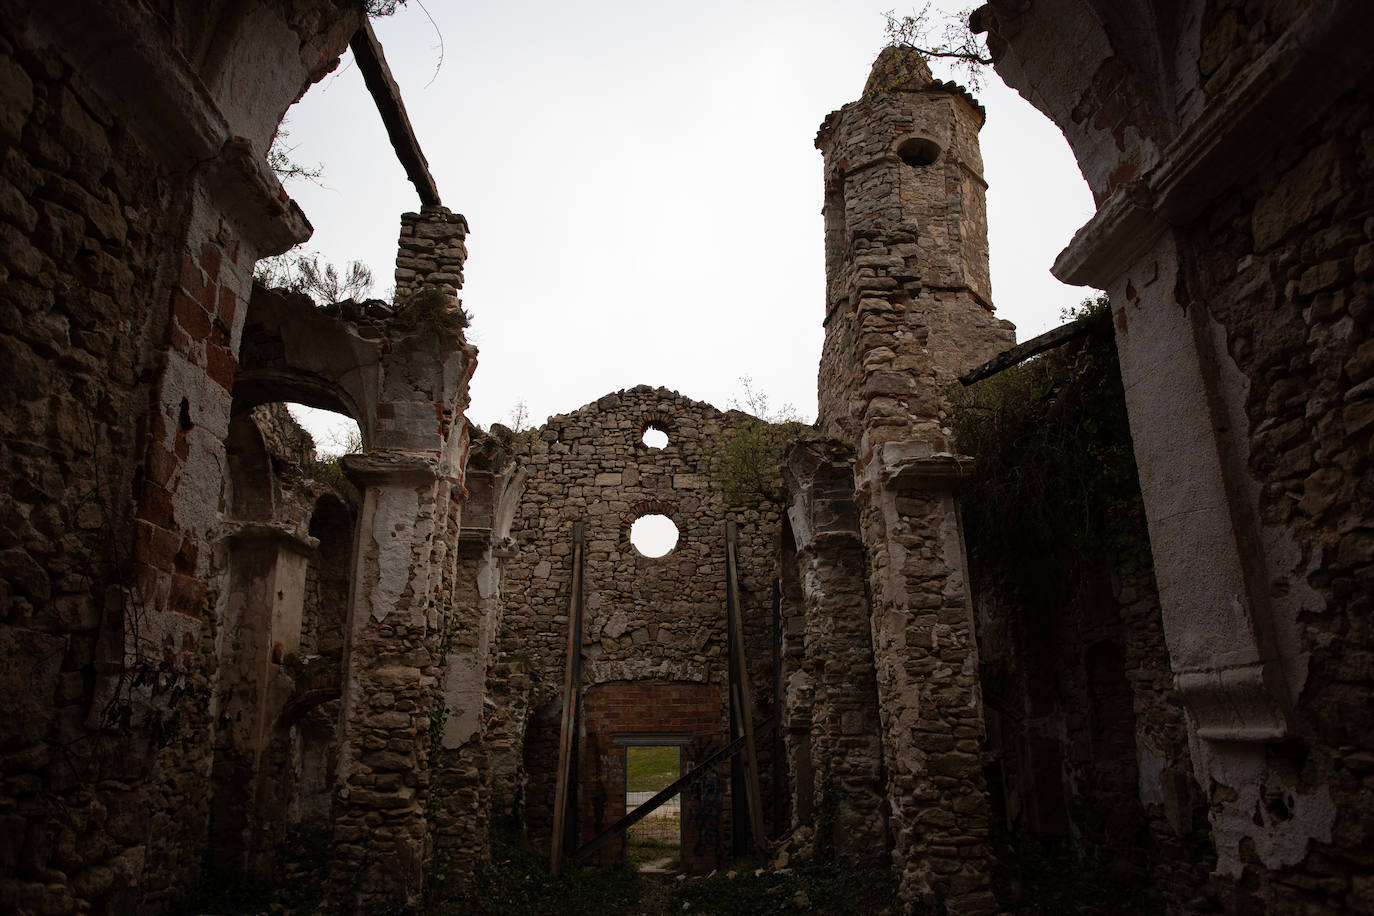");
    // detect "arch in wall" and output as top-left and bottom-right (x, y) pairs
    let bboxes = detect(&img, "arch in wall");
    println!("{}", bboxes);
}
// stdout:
(235, 286), (378, 448)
